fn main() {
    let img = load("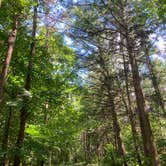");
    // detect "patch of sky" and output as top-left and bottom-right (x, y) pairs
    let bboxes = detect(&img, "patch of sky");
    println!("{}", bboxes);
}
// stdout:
(150, 34), (166, 61)
(0, 24), (4, 30)
(64, 35), (73, 45)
